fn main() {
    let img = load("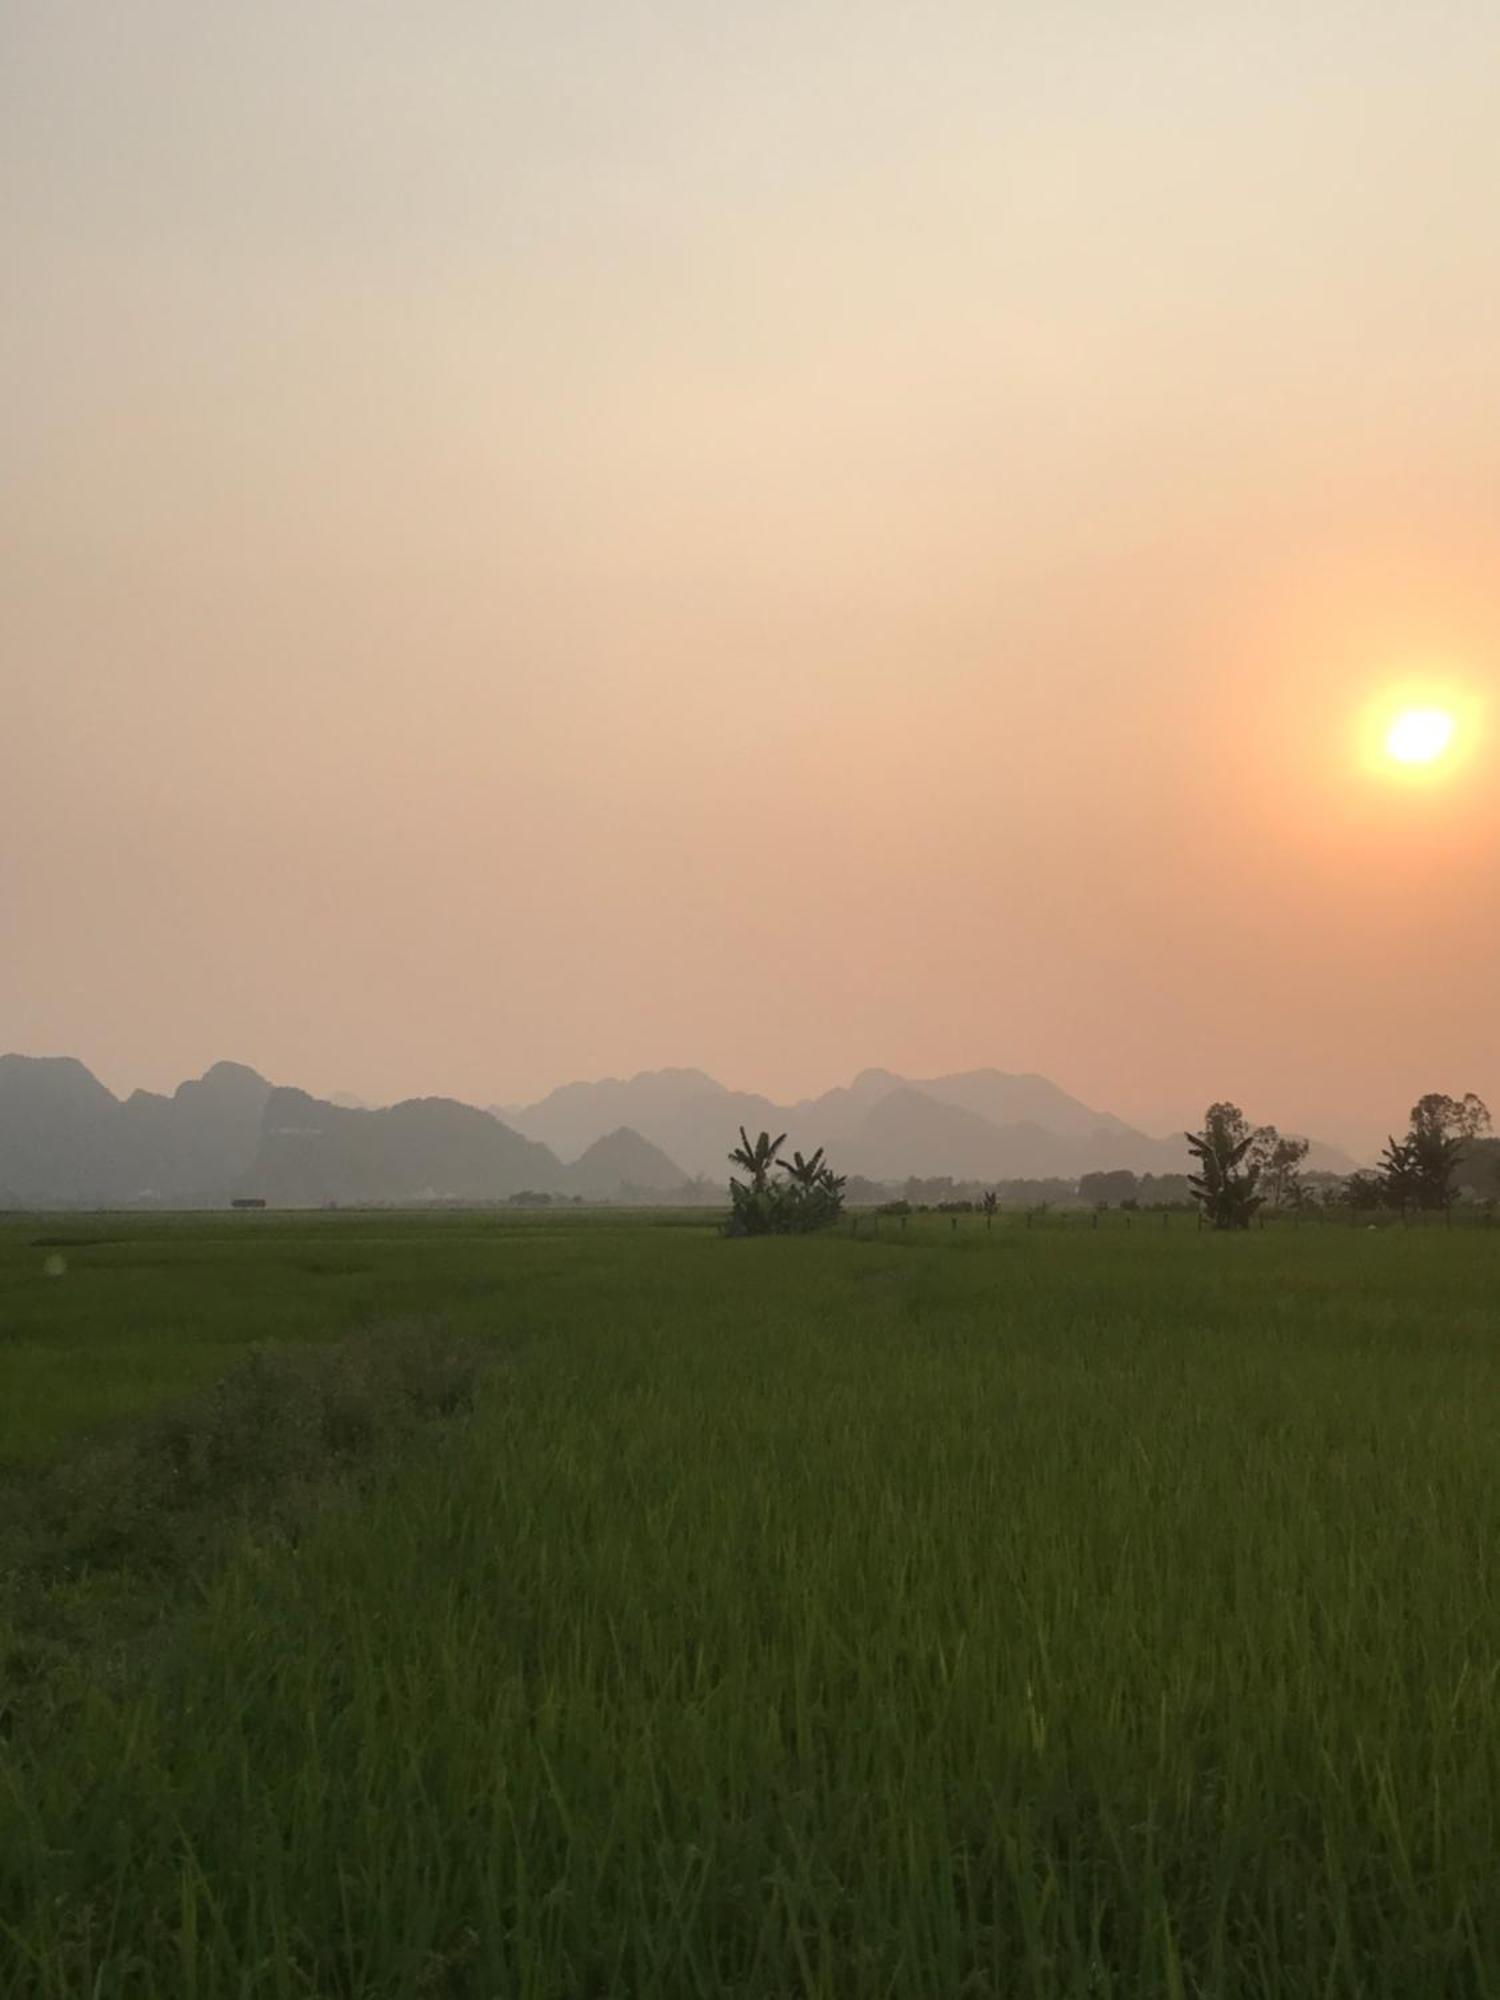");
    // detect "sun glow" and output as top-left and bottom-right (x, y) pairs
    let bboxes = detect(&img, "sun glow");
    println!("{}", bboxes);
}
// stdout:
(1358, 678), (1484, 785)
(1386, 706), (1456, 766)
